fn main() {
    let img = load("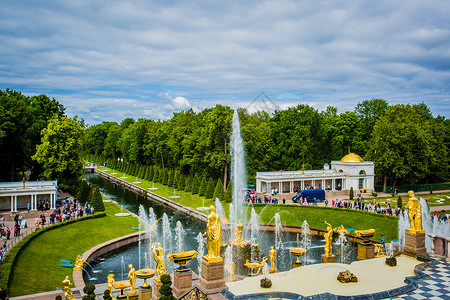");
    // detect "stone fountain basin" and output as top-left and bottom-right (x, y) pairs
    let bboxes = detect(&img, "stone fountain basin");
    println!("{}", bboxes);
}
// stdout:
(225, 255), (421, 297)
